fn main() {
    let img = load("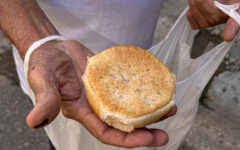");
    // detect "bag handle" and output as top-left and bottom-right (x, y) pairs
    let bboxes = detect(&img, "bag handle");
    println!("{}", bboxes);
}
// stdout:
(188, 1), (240, 64)
(214, 1), (240, 25)
(187, 1), (240, 63)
